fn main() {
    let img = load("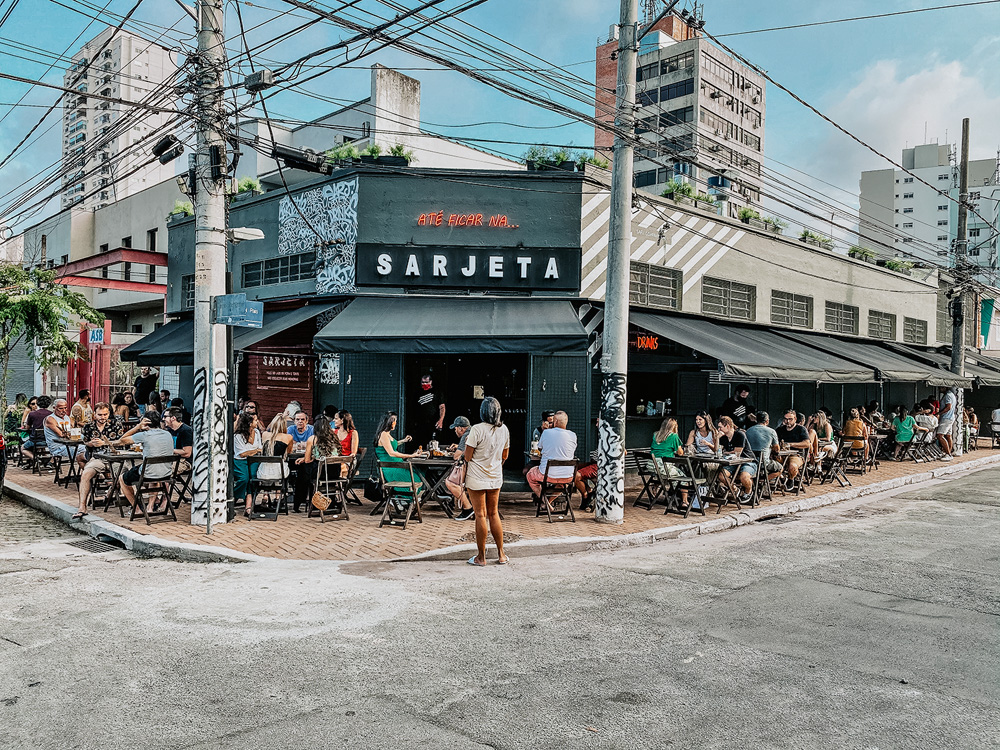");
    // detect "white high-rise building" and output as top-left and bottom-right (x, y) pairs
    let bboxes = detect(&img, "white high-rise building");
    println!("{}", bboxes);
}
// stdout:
(61, 28), (178, 210)
(858, 143), (997, 262)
